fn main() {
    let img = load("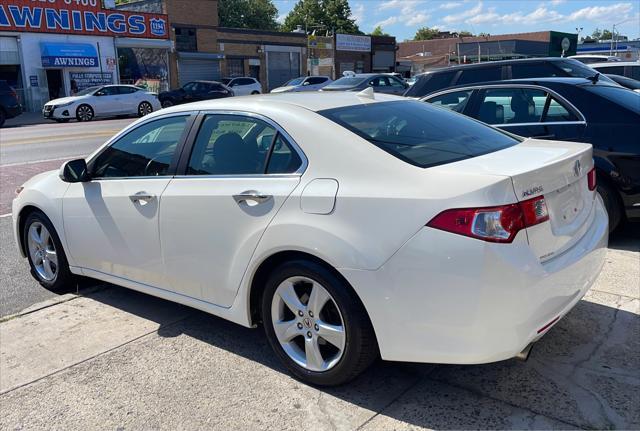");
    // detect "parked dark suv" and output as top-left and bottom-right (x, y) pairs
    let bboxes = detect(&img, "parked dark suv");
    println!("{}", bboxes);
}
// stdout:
(422, 77), (640, 231)
(158, 80), (233, 108)
(0, 80), (22, 127)
(405, 58), (617, 98)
